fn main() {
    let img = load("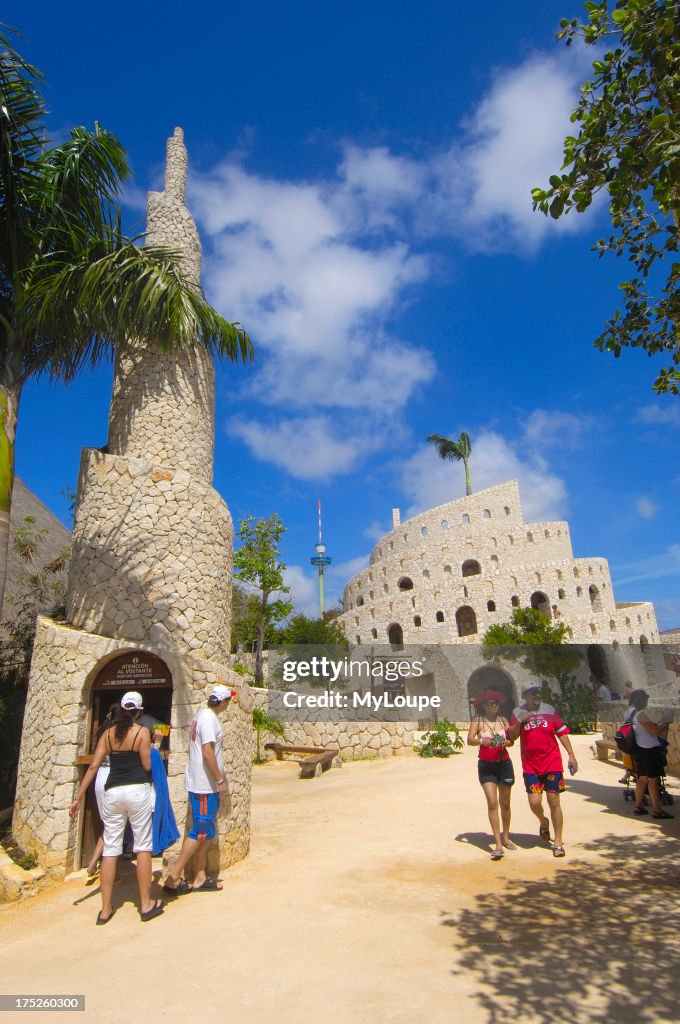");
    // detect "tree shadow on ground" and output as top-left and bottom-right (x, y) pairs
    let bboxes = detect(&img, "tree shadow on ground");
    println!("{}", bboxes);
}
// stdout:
(441, 831), (680, 1024)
